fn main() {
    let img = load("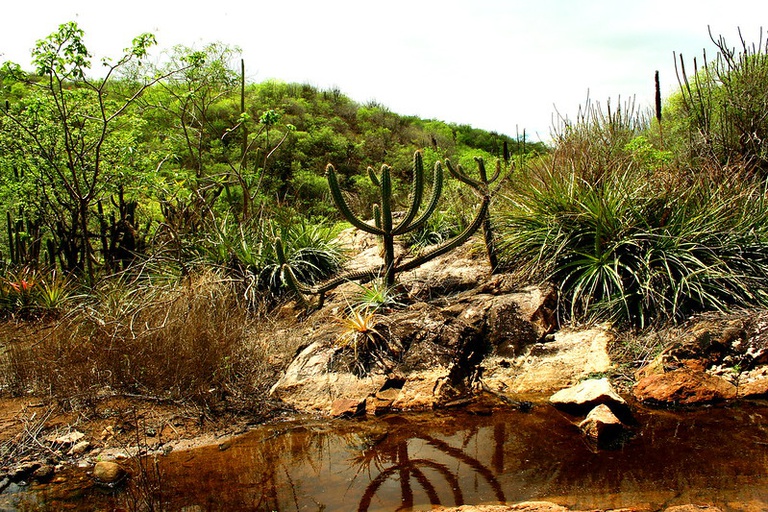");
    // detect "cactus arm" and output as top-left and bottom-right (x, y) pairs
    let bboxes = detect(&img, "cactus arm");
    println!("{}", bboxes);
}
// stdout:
(373, 203), (382, 231)
(485, 157), (502, 184)
(477, 157), (489, 183)
(367, 166), (380, 188)
(313, 266), (384, 294)
(326, 164), (384, 235)
(395, 195), (490, 274)
(379, 165), (393, 234)
(398, 160), (444, 235)
(445, 159), (482, 190)
(393, 151), (425, 234)
(280, 263), (321, 308)
(378, 164), (398, 286)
